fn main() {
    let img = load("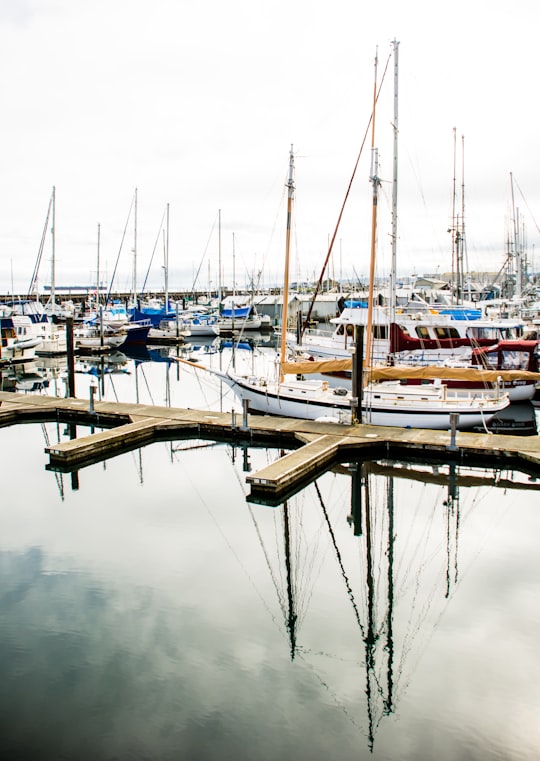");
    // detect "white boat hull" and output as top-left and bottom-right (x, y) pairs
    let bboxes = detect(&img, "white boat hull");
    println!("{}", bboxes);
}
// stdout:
(217, 372), (510, 430)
